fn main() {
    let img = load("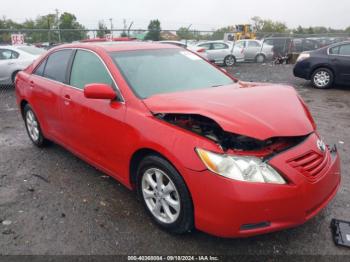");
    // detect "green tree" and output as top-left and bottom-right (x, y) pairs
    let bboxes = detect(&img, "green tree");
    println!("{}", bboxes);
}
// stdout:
(251, 16), (264, 32)
(211, 26), (235, 40)
(59, 12), (87, 42)
(294, 25), (305, 34)
(97, 20), (110, 38)
(261, 19), (288, 33)
(145, 19), (161, 41)
(176, 27), (195, 40)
